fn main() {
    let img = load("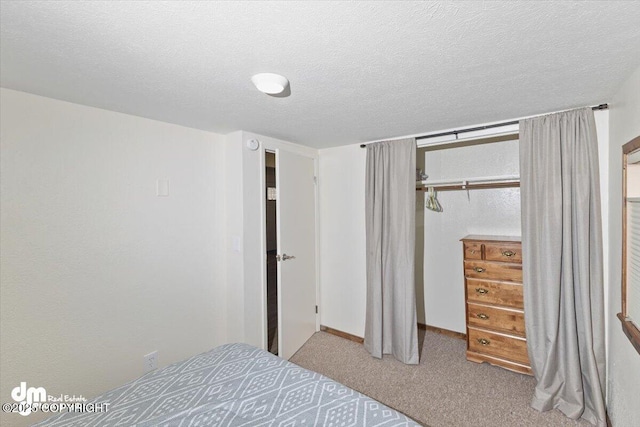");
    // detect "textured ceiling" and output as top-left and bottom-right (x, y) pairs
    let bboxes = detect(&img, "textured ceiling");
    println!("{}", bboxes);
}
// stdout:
(2, 1), (640, 148)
